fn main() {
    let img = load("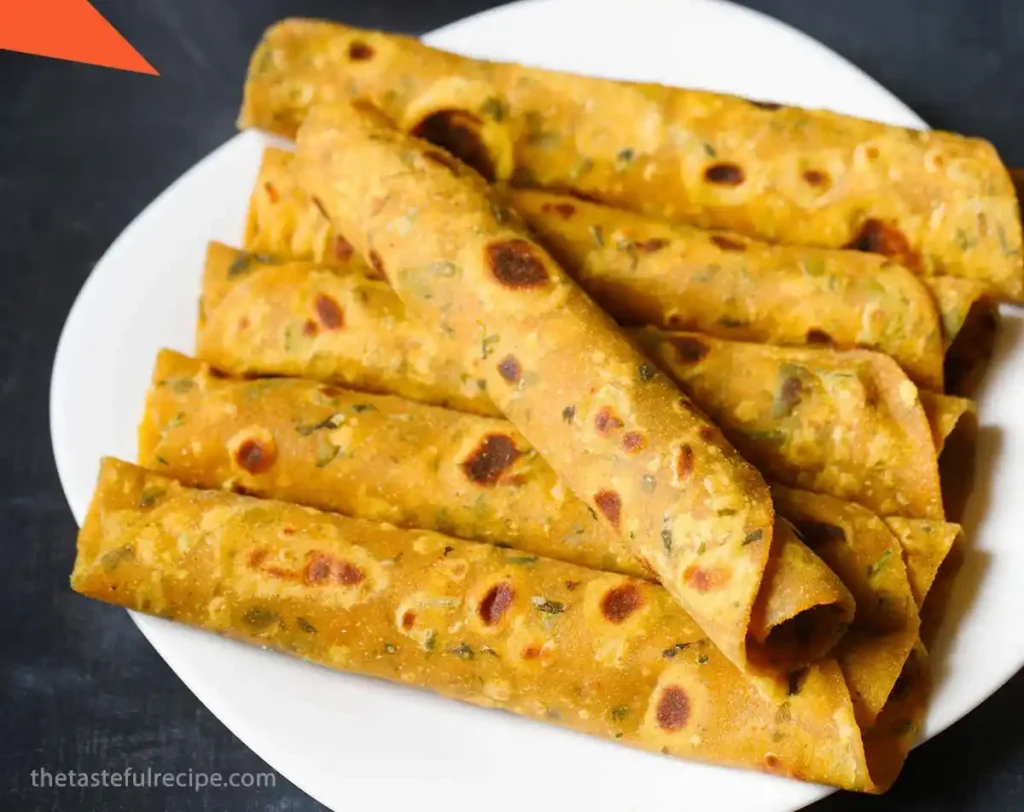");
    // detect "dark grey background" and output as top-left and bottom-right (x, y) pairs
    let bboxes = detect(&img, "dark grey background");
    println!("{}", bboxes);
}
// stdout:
(2, 1), (1022, 810)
